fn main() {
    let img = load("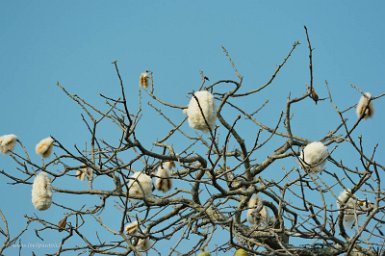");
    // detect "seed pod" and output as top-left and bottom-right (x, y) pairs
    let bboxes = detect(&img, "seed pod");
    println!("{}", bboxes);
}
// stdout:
(0, 134), (17, 154)
(184, 90), (216, 132)
(137, 238), (151, 251)
(336, 189), (372, 226)
(163, 161), (175, 170)
(139, 71), (149, 89)
(247, 194), (269, 227)
(124, 221), (139, 235)
(58, 216), (67, 232)
(35, 137), (54, 158)
(155, 165), (172, 193)
(128, 172), (153, 198)
(299, 141), (328, 173)
(31, 172), (53, 211)
(356, 92), (374, 119)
